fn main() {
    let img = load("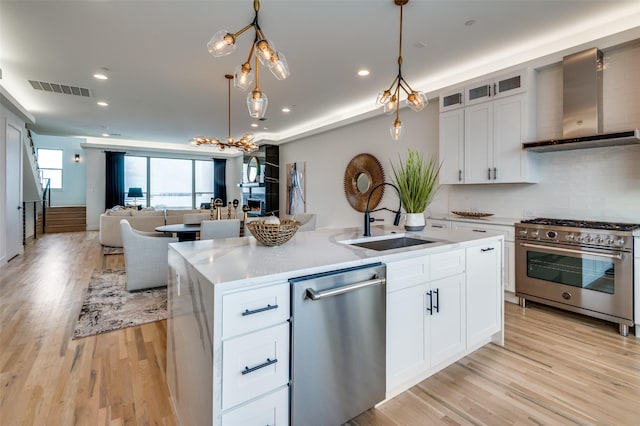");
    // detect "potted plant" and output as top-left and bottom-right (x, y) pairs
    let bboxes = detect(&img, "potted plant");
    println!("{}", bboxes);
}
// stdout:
(390, 149), (441, 231)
